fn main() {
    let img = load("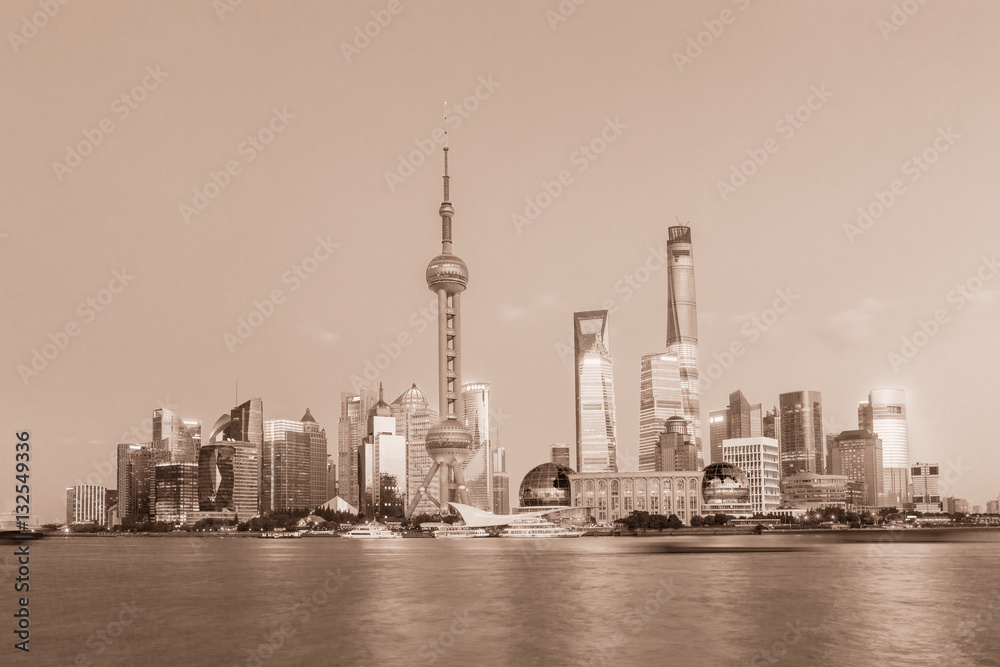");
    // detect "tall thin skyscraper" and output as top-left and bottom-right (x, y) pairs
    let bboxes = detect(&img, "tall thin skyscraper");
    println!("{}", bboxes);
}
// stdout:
(262, 410), (322, 511)
(361, 387), (406, 519)
(301, 409), (329, 507)
(574, 309), (618, 473)
(405, 141), (476, 517)
(638, 352), (682, 471)
(859, 388), (910, 506)
(728, 390), (752, 438)
(338, 389), (379, 509)
(778, 391), (825, 478)
(117, 442), (152, 520)
(665, 224), (702, 464)
(461, 382), (493, 511)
